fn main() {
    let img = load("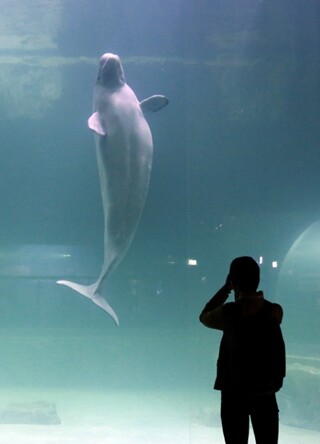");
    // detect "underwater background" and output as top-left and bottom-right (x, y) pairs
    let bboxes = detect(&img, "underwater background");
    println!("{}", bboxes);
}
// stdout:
(0, 0), (319, 442)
